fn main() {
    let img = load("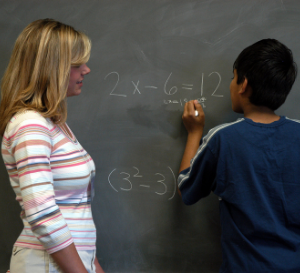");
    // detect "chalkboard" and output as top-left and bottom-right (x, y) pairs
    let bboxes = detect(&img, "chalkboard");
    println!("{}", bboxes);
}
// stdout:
(1, 1), (300, 272)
